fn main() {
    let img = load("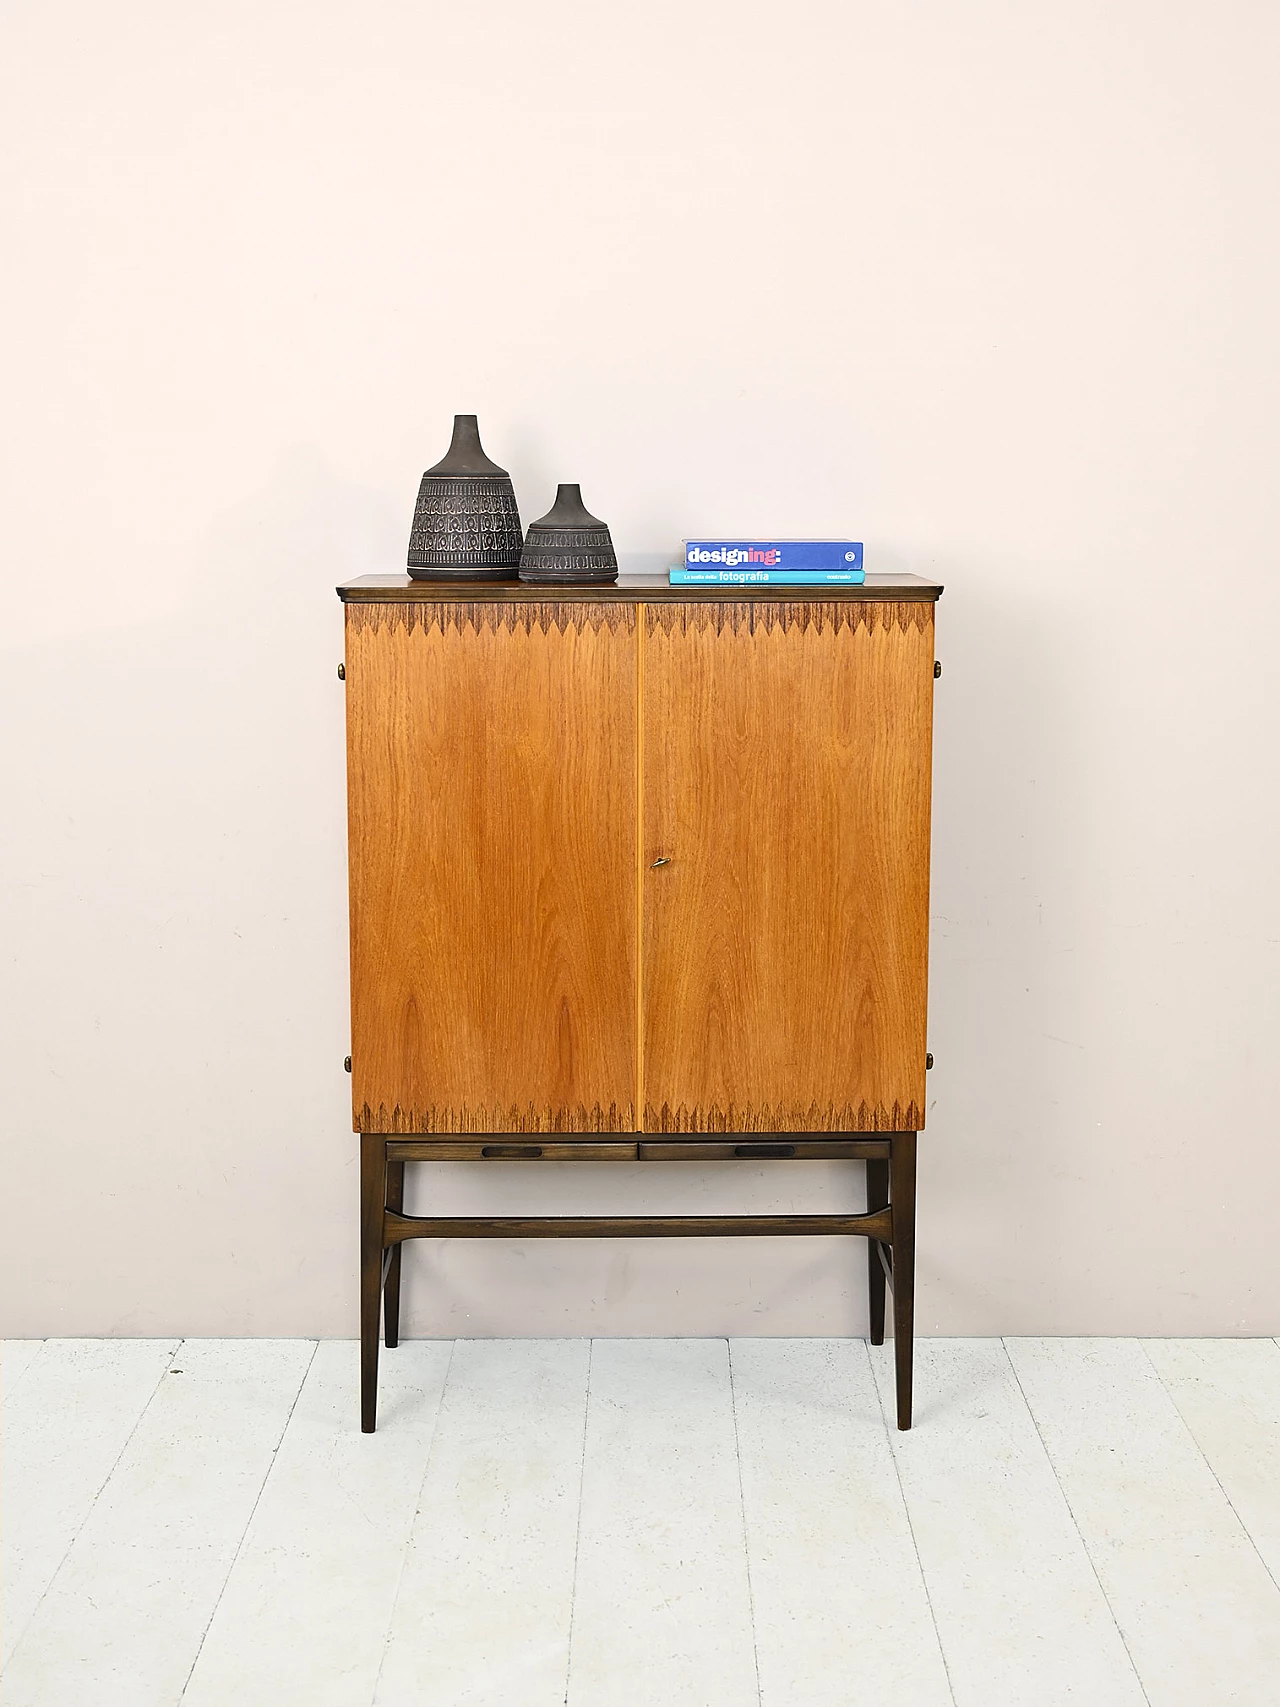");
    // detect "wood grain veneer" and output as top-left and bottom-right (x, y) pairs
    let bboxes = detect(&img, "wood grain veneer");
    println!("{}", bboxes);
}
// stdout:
(344, 599), (637, 1132)
(641, 600), (935, 1132)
